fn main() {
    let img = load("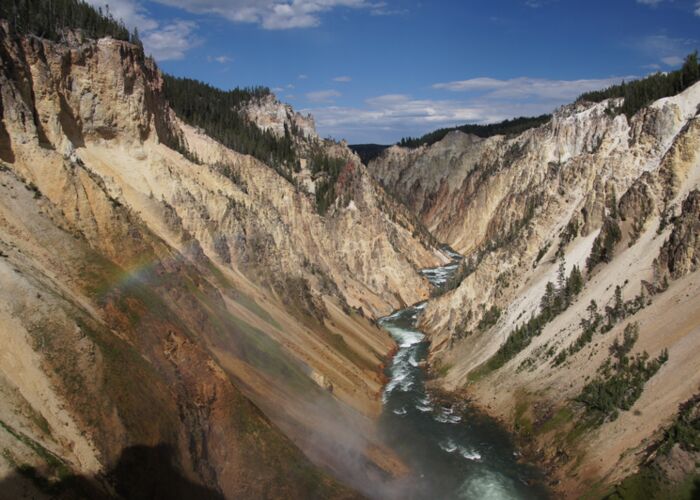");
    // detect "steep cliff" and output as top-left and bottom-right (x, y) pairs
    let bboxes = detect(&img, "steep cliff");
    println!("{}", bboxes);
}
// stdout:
(370, 81), (700, 495)
(0, 23), (443, 498)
